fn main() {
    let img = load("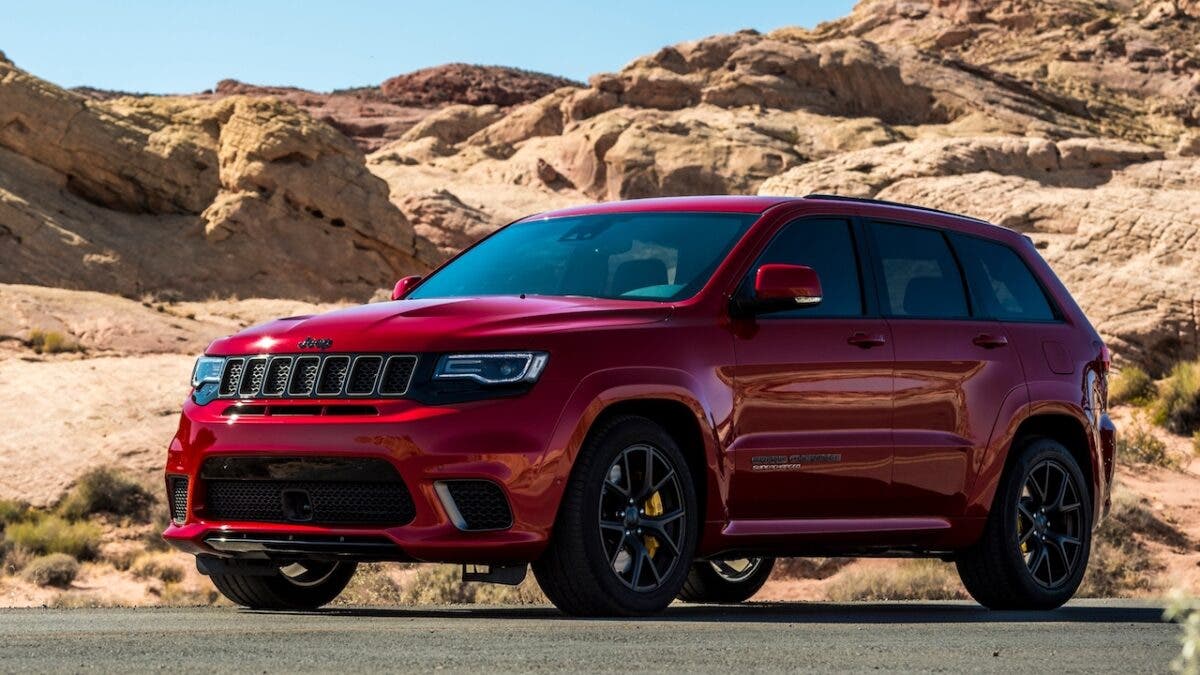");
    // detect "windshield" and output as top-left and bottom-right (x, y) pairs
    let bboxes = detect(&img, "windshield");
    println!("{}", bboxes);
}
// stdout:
(408, 212), (758, 302)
